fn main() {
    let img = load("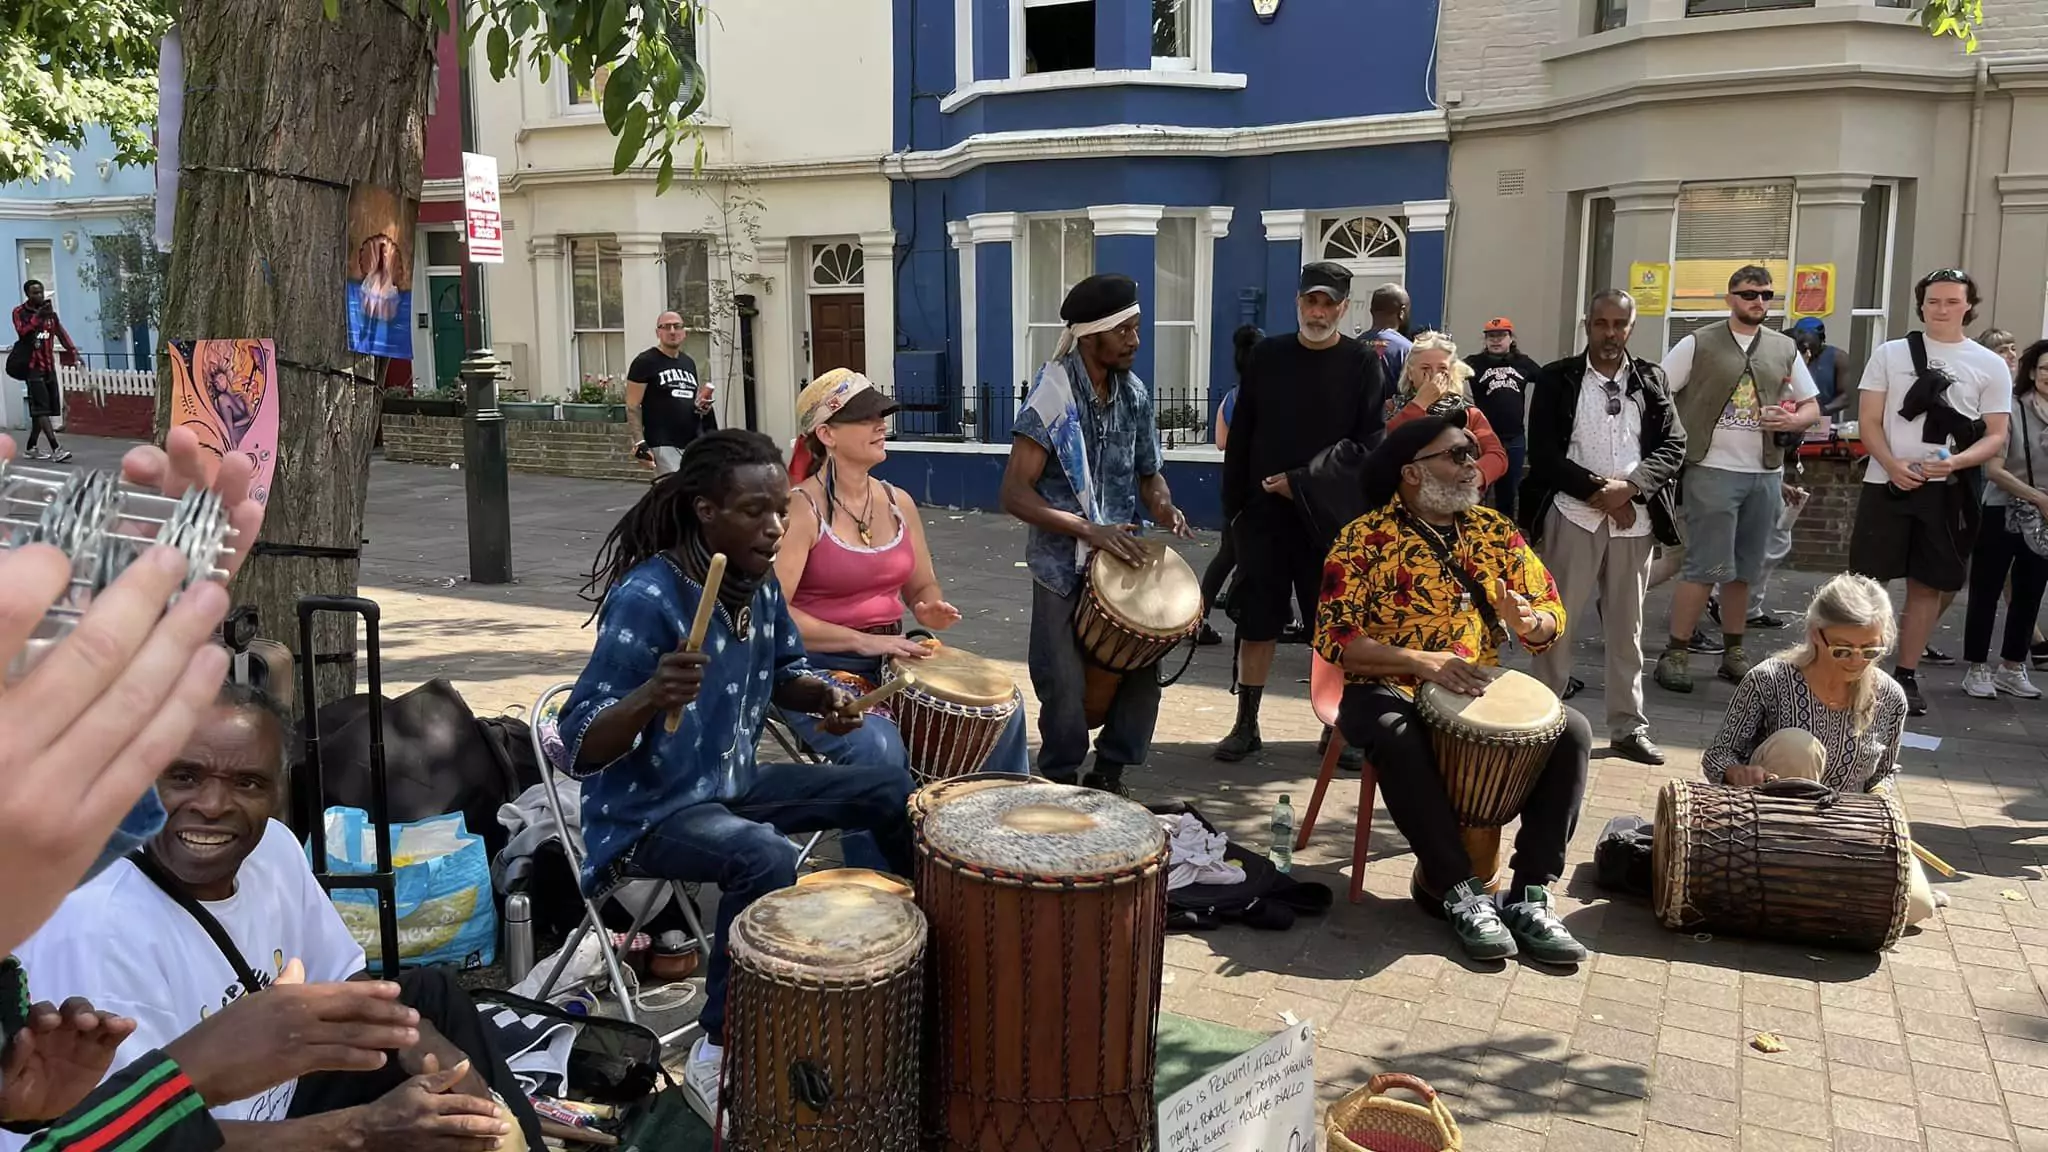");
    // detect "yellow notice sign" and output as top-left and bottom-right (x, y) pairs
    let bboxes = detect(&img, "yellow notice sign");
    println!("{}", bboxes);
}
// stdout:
(1792, 264), (1836, 318)
(1630, 262), (1671, 316)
